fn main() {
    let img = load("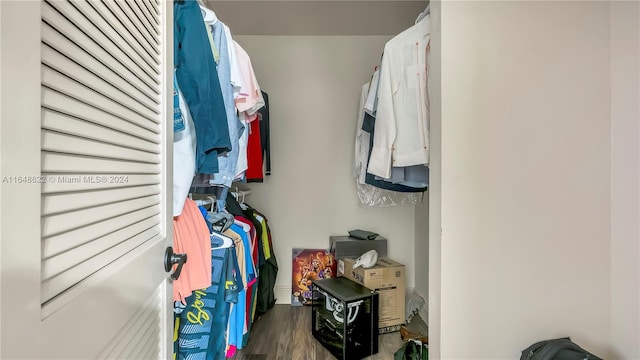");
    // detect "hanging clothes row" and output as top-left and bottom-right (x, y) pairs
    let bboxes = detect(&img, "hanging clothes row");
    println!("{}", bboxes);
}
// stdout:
(172, 197), (239, 360)
(173, 193), (278, 360)
(173, 0), (272, 218)
(353, 7), (431, 207)
(222, 191), (278, 357)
